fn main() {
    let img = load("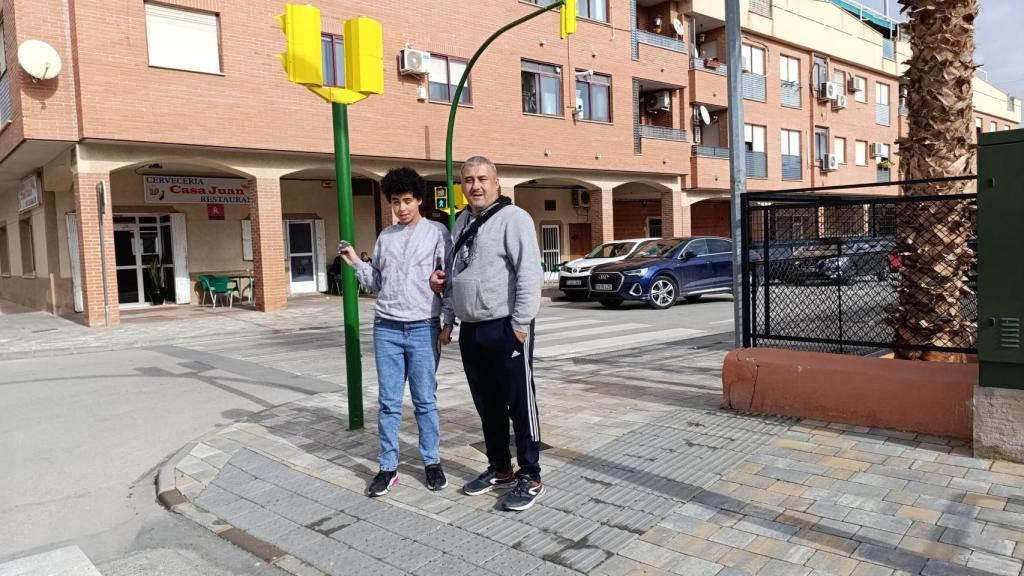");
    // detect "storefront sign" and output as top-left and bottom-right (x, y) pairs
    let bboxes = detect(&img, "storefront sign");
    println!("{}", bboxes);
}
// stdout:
(144, 175), (251, 205)
(207, 204), (225, 220)
(19, 173), (41, 212)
